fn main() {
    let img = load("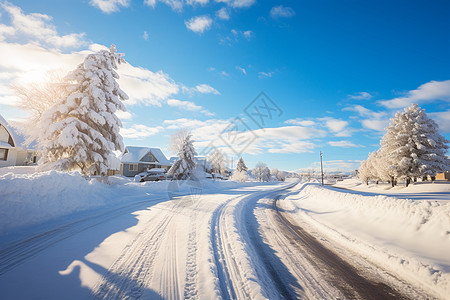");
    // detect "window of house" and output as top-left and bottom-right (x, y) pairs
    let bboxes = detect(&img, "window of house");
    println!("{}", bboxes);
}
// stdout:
(129, 164), (138, 171)
(0, 148), (8, 161)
